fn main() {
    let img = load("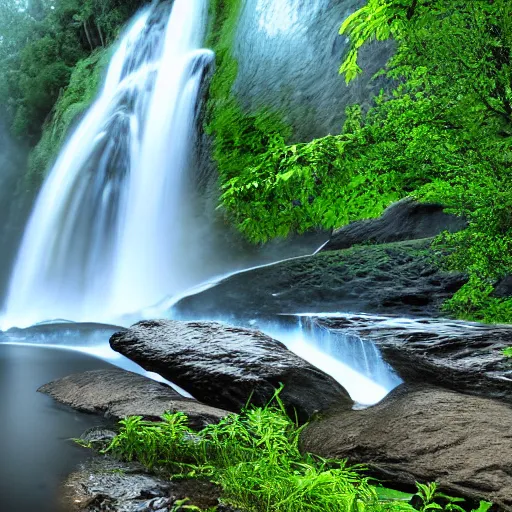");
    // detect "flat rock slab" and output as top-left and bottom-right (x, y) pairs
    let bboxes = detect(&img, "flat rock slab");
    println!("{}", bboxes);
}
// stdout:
(321, 197), (467, 252)
(110, 319), (353, 422)
(314, 315), (512, 403)
(301, 386), (512, 510)
(39, 368), (228, 429)
(61, 457), (227, 512)
(173, 239), (466, 320)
